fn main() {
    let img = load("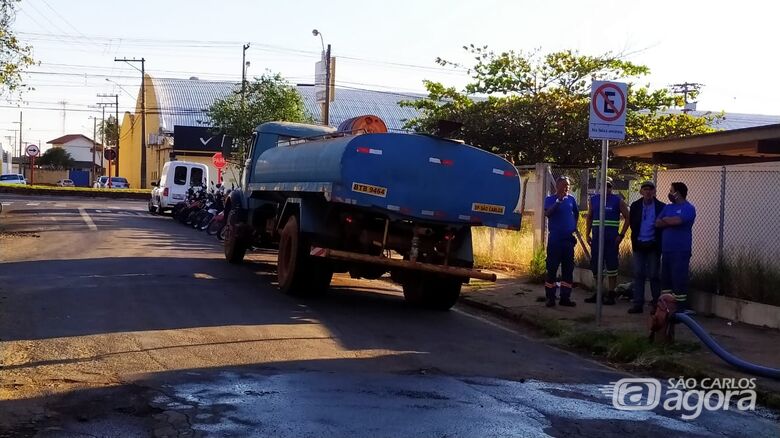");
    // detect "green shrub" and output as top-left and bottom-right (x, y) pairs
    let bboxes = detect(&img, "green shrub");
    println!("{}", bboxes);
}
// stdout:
(528, 248), (547, 283)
